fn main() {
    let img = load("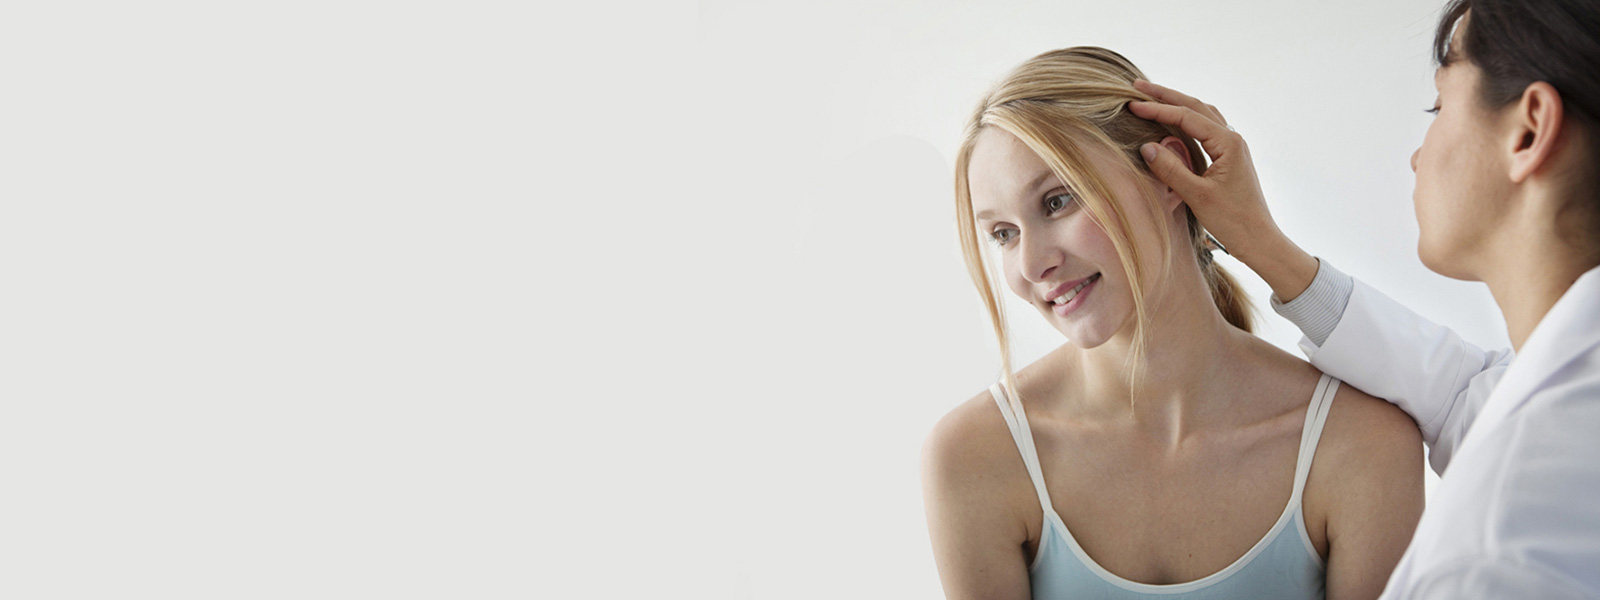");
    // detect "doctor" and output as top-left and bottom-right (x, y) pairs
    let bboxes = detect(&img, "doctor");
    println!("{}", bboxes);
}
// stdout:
(1126, 0), (1600, 598)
